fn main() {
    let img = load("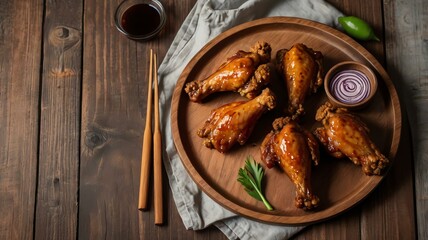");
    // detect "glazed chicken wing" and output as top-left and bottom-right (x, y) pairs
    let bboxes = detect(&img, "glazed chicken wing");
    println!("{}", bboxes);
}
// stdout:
(314, 102), (389, 175)
(185, 42), (272, 102)
(197, 88), (276, 153)
(261, 117), (320, 210)
(276, 43), (323, 118)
